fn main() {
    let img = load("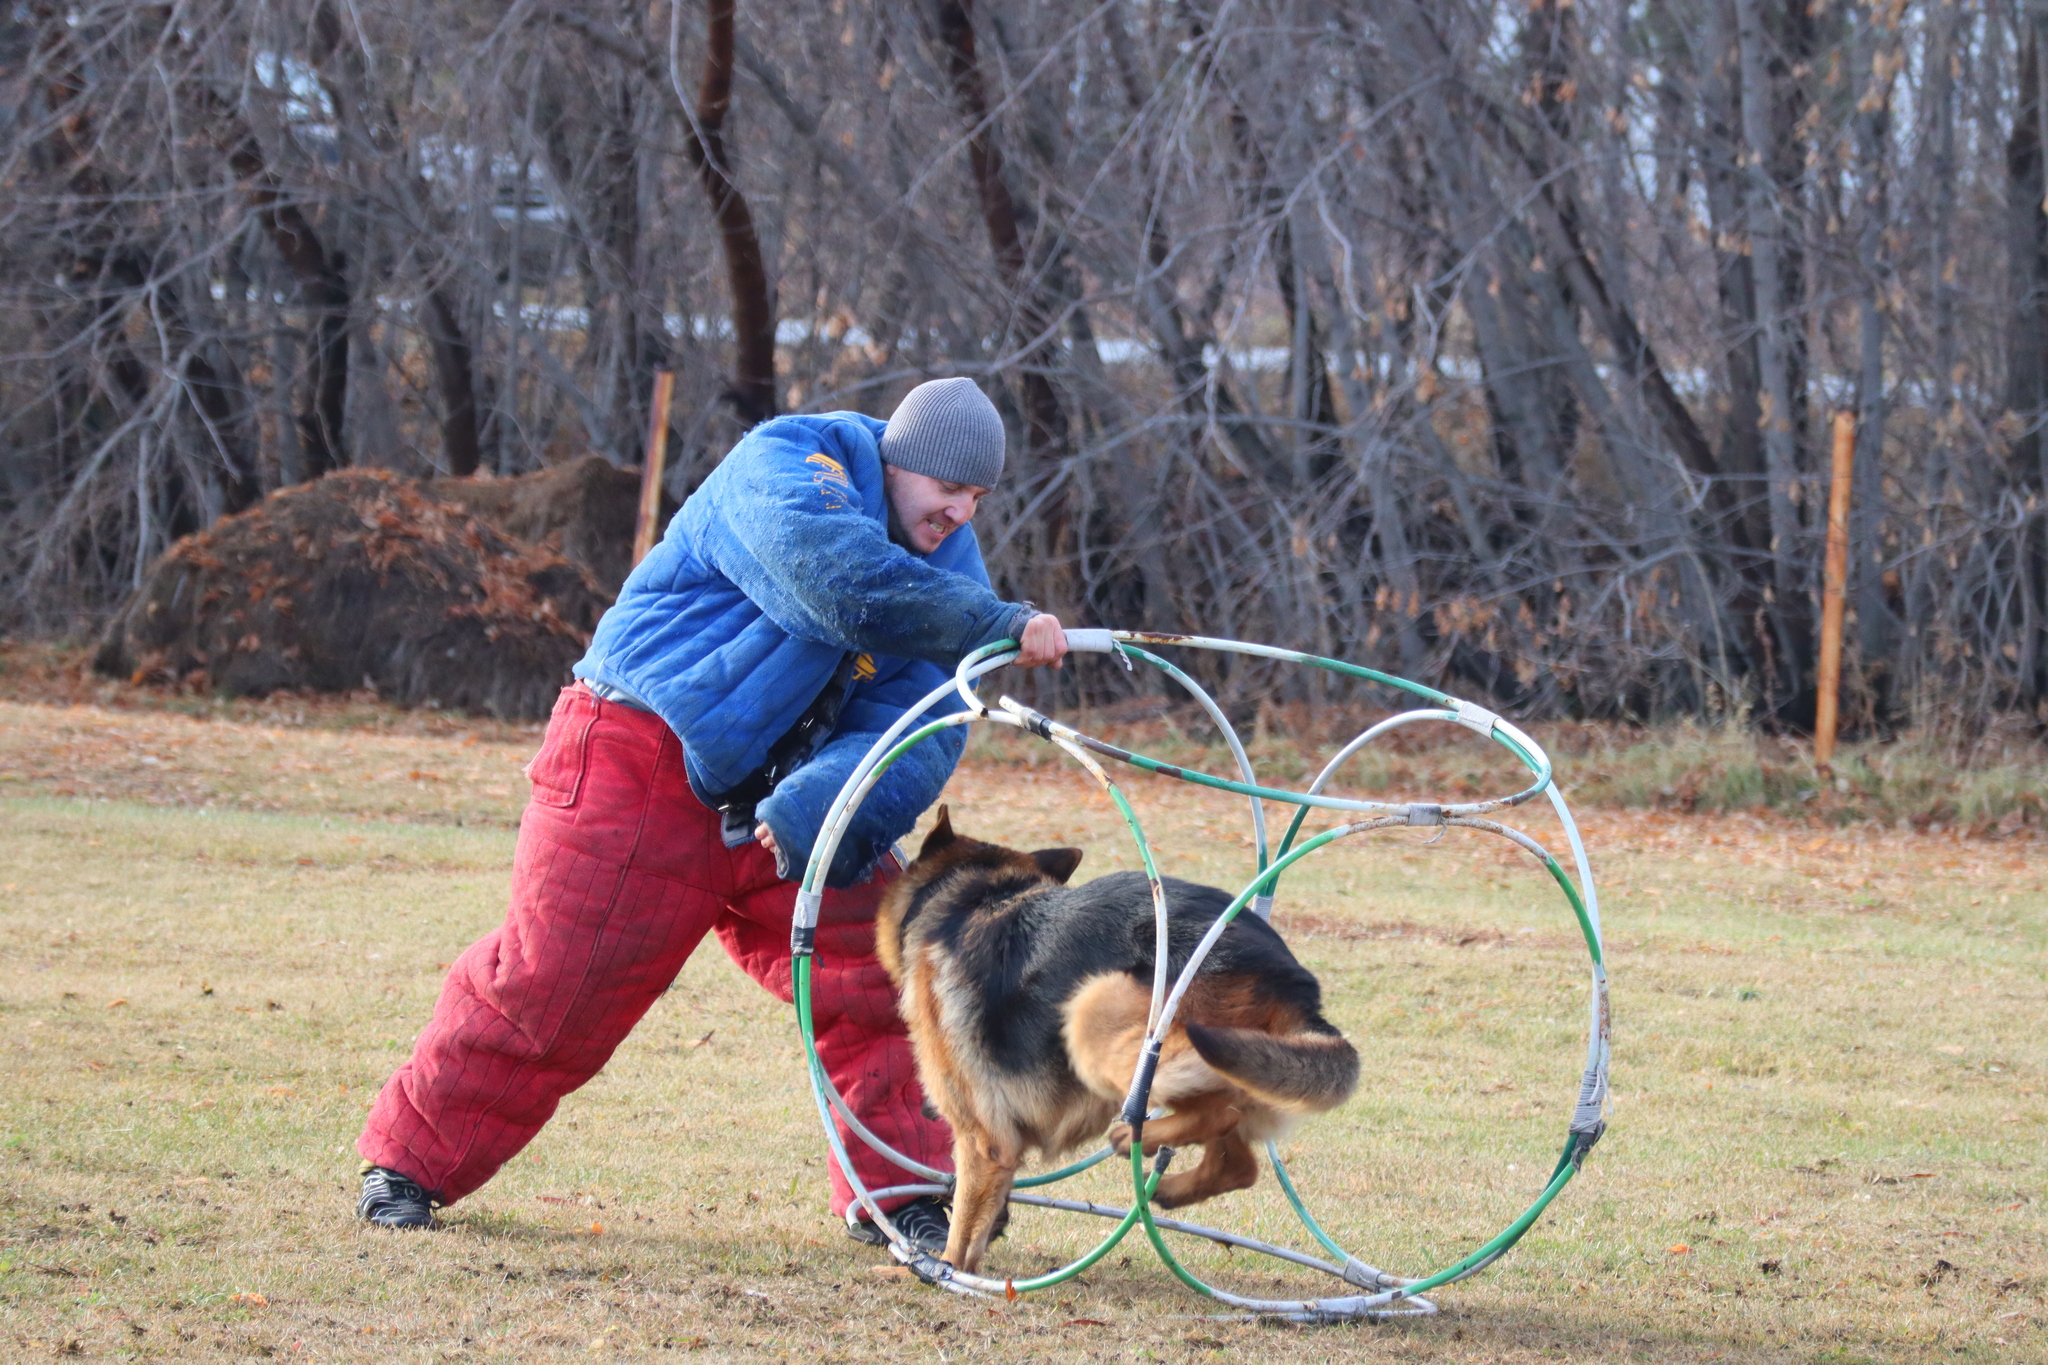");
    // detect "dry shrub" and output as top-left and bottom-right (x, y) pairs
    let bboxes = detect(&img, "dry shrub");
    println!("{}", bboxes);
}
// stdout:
(92, 471), (610, 720)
